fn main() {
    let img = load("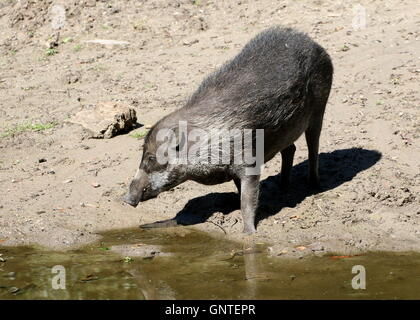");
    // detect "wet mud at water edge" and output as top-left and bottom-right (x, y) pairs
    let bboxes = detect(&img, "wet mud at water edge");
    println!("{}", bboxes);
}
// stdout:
(0, 228), (419, 300)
